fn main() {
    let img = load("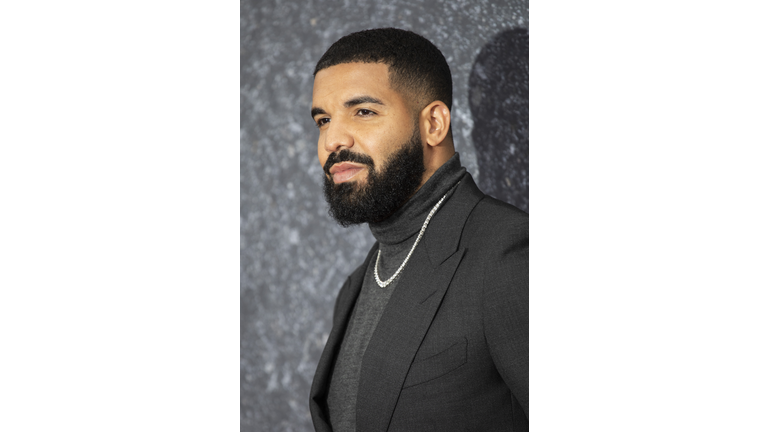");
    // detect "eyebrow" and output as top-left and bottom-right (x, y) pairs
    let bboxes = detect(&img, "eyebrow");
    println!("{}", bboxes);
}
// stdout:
(310, 95), (385, 119)
(344, 96), (384, 108)
(310, 107), (326, 118)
